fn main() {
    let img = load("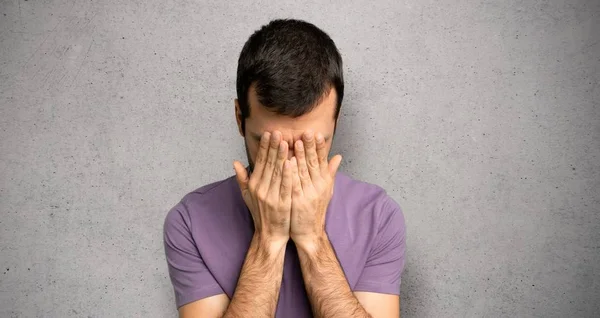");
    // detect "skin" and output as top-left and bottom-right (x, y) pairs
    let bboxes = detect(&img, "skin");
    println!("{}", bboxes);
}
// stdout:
(239, 85), (338, 173)
(178, 84), (400, 318)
